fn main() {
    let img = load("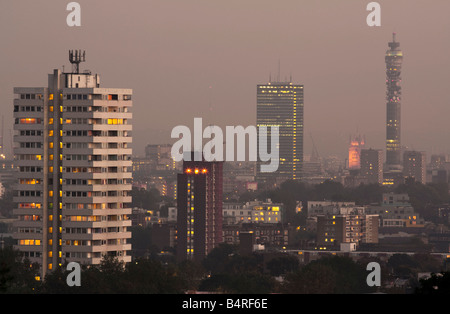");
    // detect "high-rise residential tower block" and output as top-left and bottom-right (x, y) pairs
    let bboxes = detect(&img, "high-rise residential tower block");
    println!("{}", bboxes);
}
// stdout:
(13, 51), (133, 277)
(176, 154), (223, 262)
(360, 148), (383, 185)
(403, 151), (426, 184)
